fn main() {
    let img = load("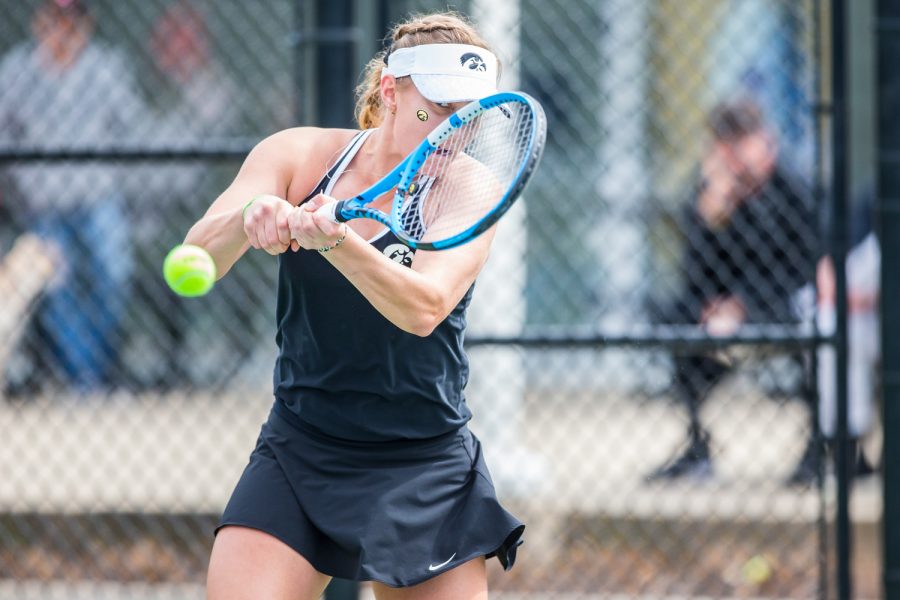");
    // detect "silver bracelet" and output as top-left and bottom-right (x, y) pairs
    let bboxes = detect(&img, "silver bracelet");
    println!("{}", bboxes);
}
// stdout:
(317, 228), (347, 253)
